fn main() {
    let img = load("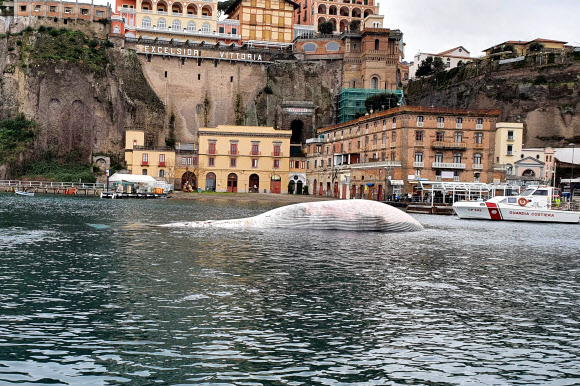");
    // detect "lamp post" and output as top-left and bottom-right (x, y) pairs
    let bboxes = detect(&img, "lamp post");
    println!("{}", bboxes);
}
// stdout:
(570, 143), (576, 180)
